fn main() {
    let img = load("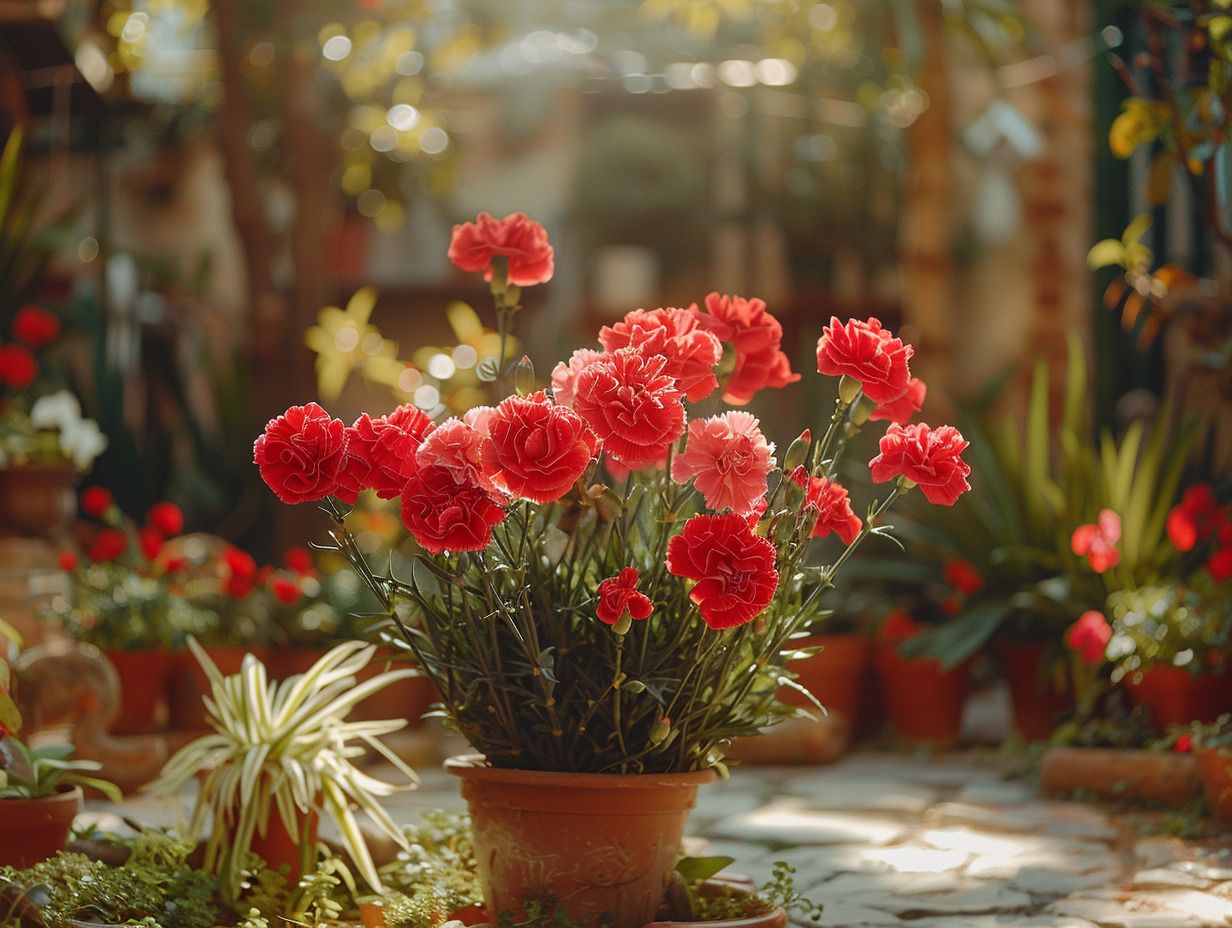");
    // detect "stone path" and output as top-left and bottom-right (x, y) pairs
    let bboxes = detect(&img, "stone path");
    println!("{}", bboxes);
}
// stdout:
(85, 747), (1232, 927)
